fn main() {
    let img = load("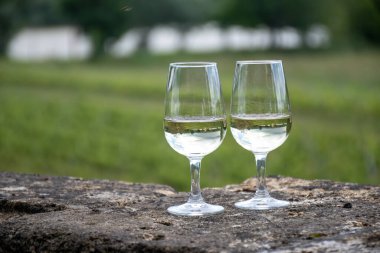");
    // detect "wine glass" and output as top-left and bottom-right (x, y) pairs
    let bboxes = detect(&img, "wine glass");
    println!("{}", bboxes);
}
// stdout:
(163, 62), (227, 216)
(230, 60), (292, 210)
